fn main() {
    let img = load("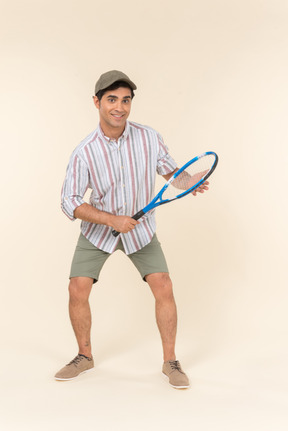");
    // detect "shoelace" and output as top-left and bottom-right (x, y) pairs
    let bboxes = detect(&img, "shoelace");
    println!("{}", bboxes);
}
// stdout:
(169, 360), (182, 372)
(67, 355), (84, 366)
